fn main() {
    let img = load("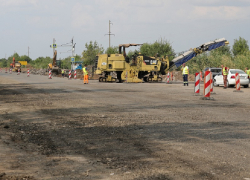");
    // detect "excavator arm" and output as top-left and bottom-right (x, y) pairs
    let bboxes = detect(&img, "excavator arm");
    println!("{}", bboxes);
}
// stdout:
(52, 50), (57, 66)
(170, 38), (229, 68)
